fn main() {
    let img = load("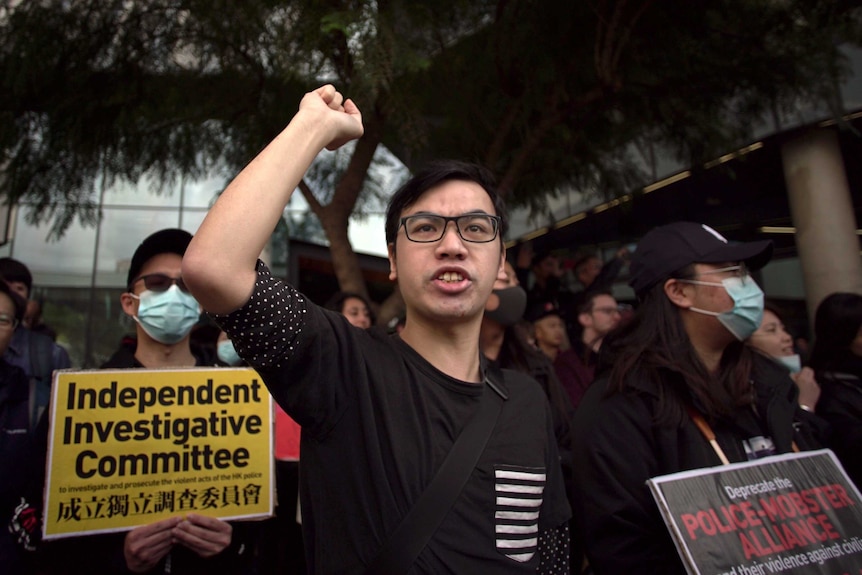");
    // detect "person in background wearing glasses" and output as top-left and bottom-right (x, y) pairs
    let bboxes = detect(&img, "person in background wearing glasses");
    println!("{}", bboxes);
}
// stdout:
(570, 222), (825, 575)
(0, 279), (41, 575)
(553, 291), (622, 411)
(0, 258), (72, 430)
(44, 229), (255, 575)
(182, 85), (571, 574)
